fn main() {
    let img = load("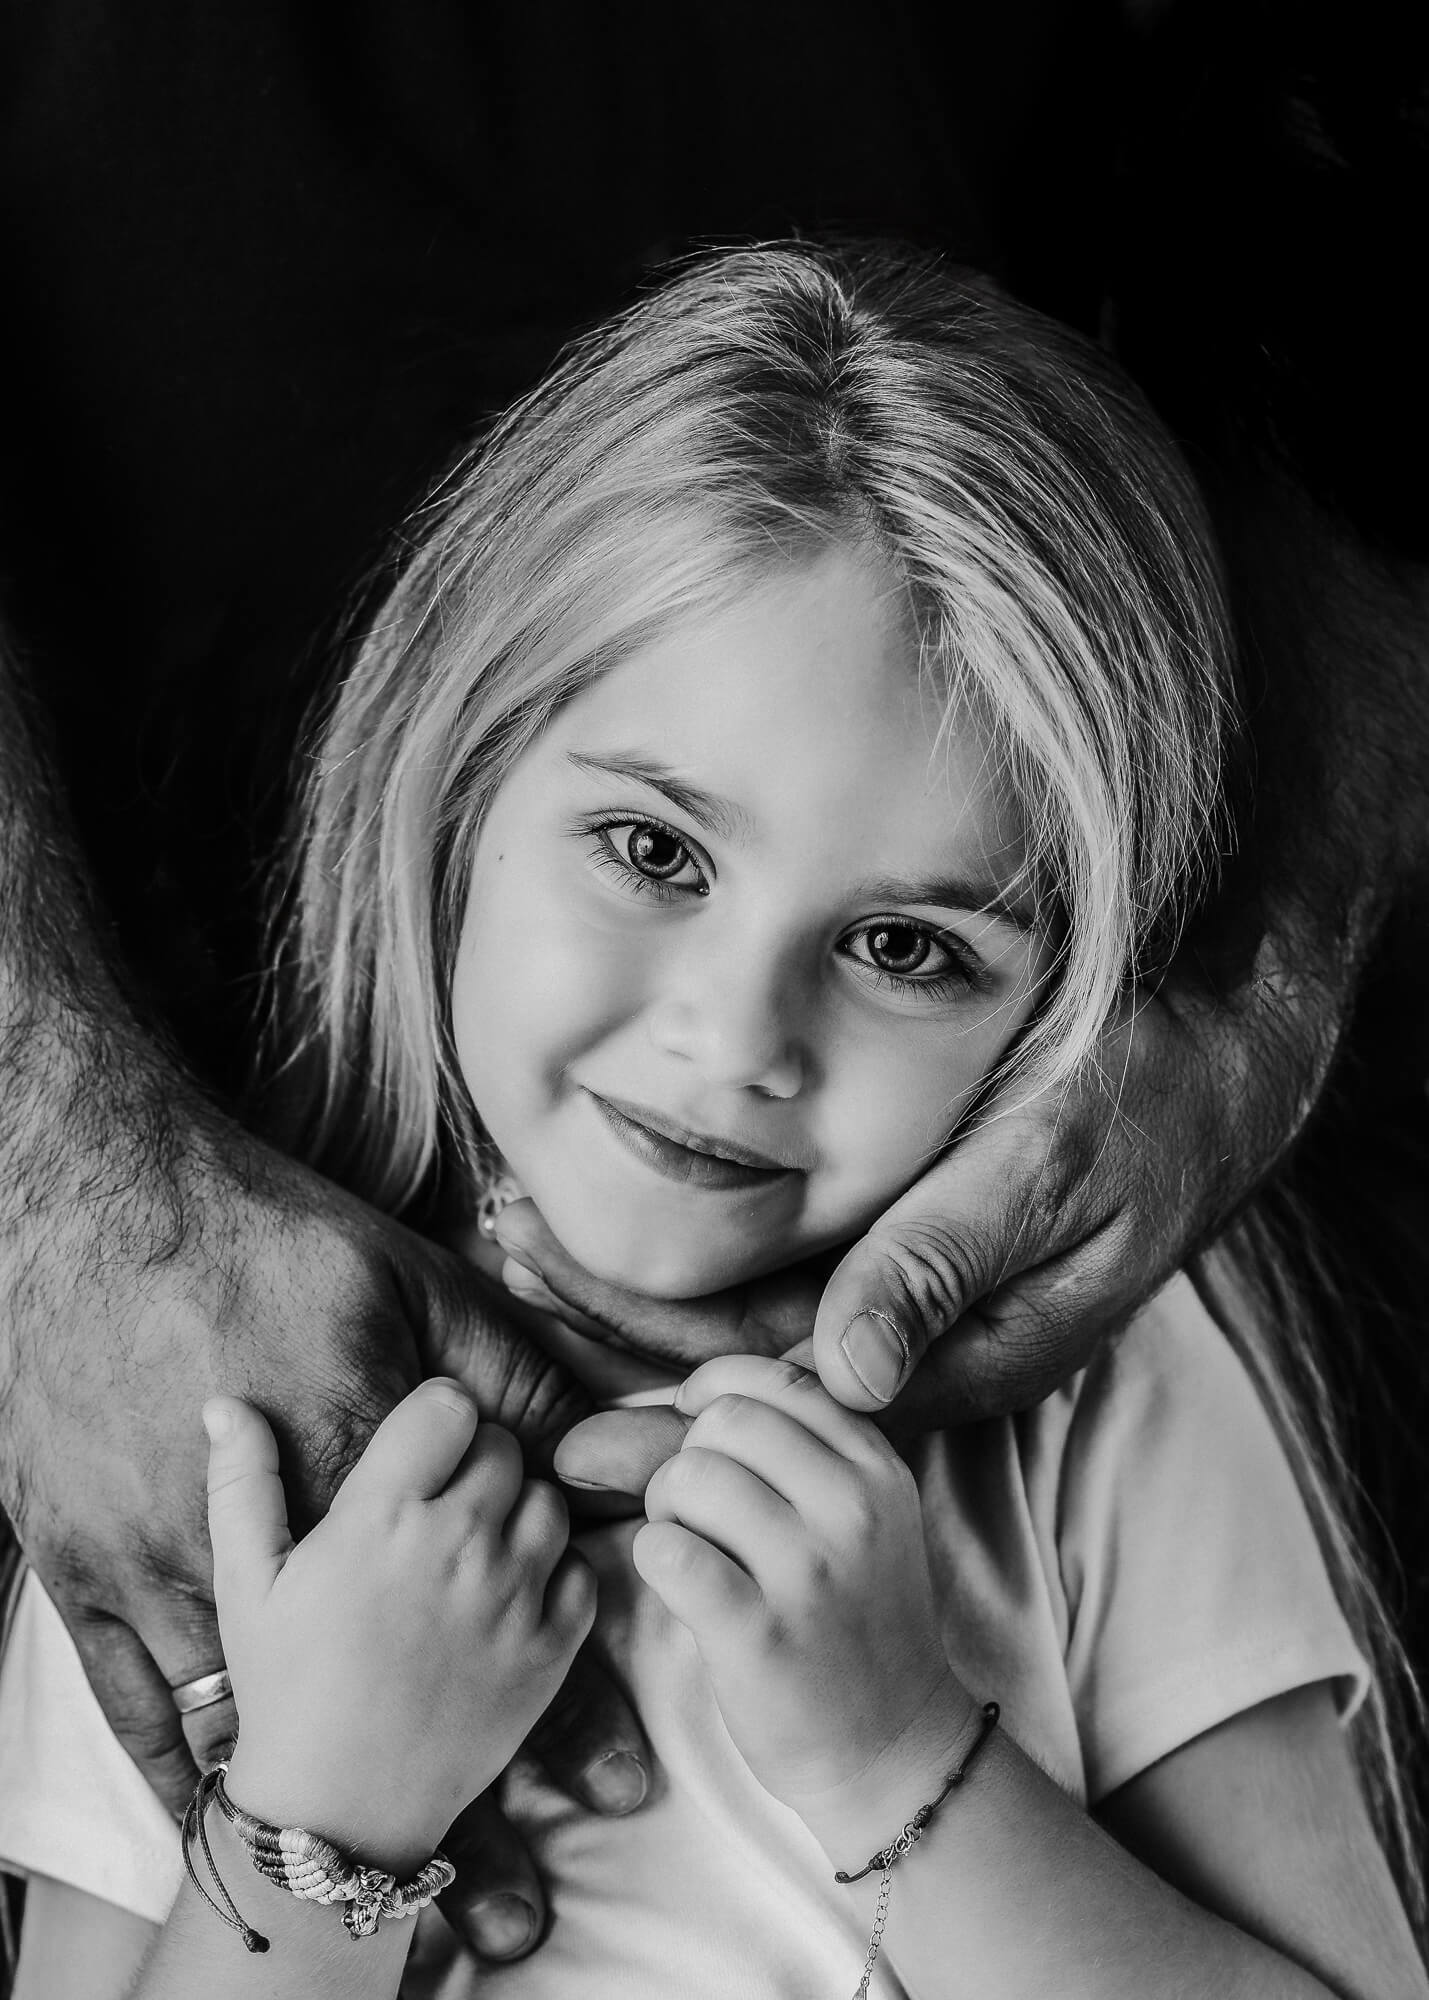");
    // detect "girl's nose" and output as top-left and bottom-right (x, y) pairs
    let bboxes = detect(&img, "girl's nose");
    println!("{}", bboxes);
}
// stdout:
(647, 952), (807, 1099)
